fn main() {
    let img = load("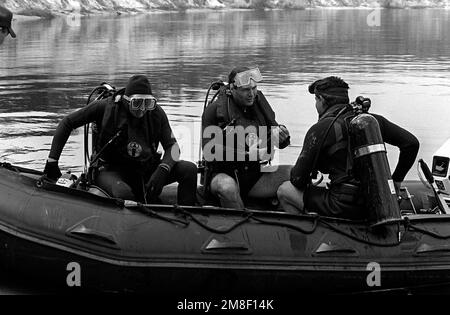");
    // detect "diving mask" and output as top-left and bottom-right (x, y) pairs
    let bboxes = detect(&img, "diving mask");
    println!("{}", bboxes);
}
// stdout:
(233, 67), (263, 88)
(123, 94), (157, 112)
